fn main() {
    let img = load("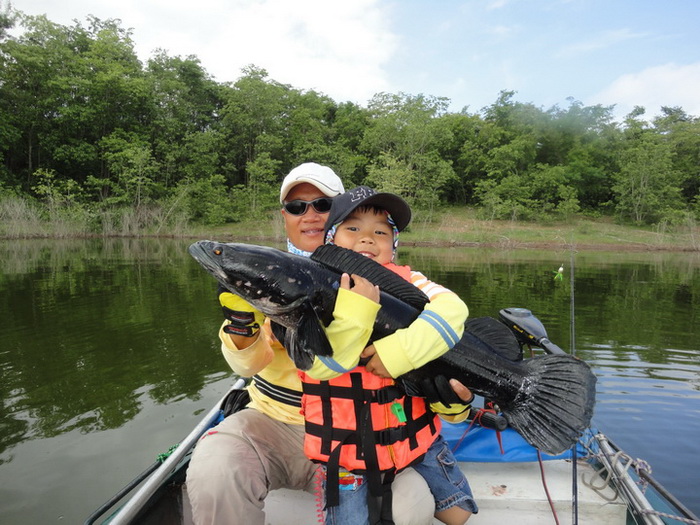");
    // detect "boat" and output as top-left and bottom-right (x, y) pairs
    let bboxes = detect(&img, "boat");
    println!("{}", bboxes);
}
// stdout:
(85, 309), (700, 525)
